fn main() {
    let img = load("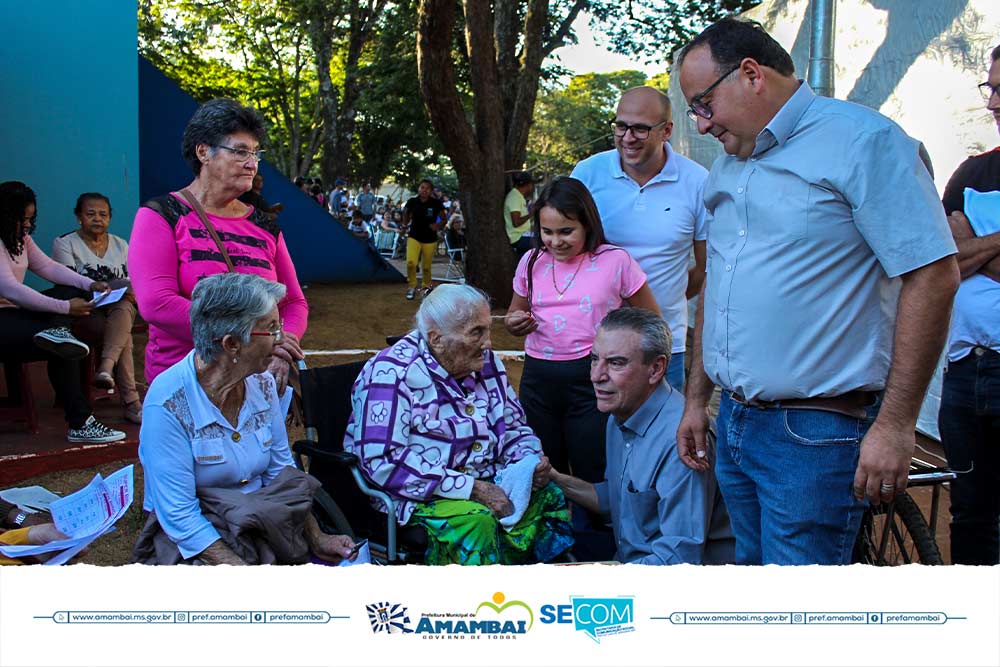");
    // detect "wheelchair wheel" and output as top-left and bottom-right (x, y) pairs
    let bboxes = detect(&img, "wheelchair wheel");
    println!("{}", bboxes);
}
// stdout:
(852, 492), (943, 565)
(313, 488), (356, 540)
